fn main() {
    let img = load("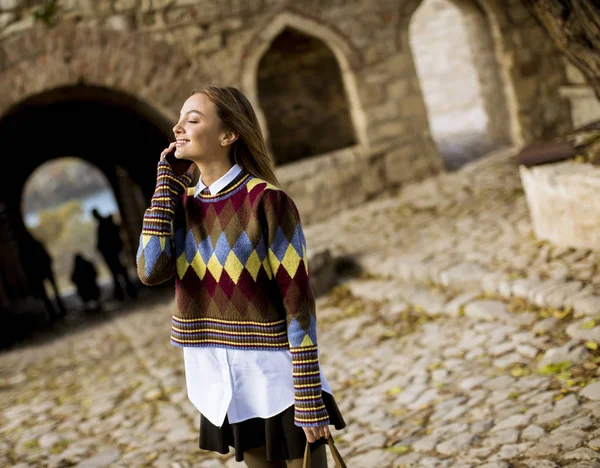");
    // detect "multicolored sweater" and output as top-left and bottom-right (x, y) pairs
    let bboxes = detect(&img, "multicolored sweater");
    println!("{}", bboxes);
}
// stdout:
(136, 160), (329, 427)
